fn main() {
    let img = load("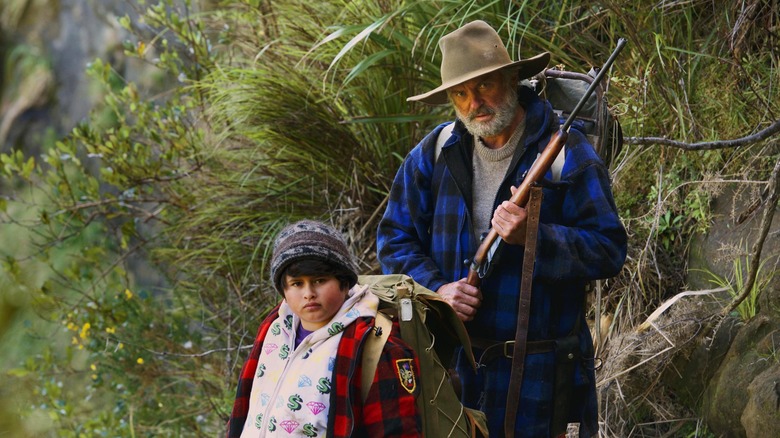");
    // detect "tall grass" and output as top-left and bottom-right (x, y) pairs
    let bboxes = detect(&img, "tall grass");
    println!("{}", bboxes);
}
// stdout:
(700, 247), (775, 321)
